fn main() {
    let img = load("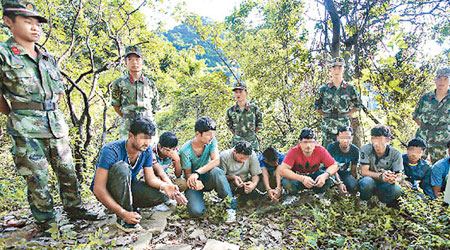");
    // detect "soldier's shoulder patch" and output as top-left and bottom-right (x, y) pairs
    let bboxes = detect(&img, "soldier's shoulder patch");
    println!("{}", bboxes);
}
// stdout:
(11, 47), (20, 55)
